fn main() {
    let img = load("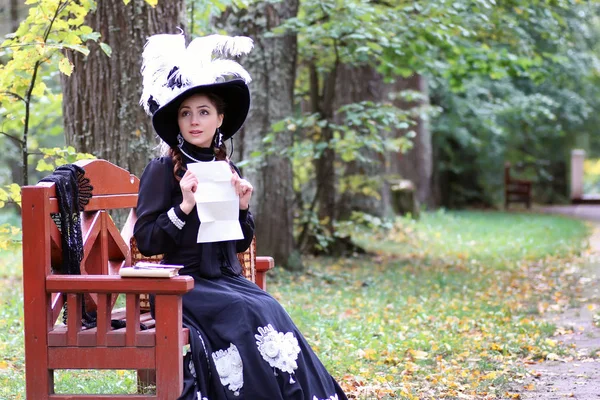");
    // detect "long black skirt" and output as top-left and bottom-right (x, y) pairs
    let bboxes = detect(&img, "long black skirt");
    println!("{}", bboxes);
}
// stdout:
(176, 272), (347, 400)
